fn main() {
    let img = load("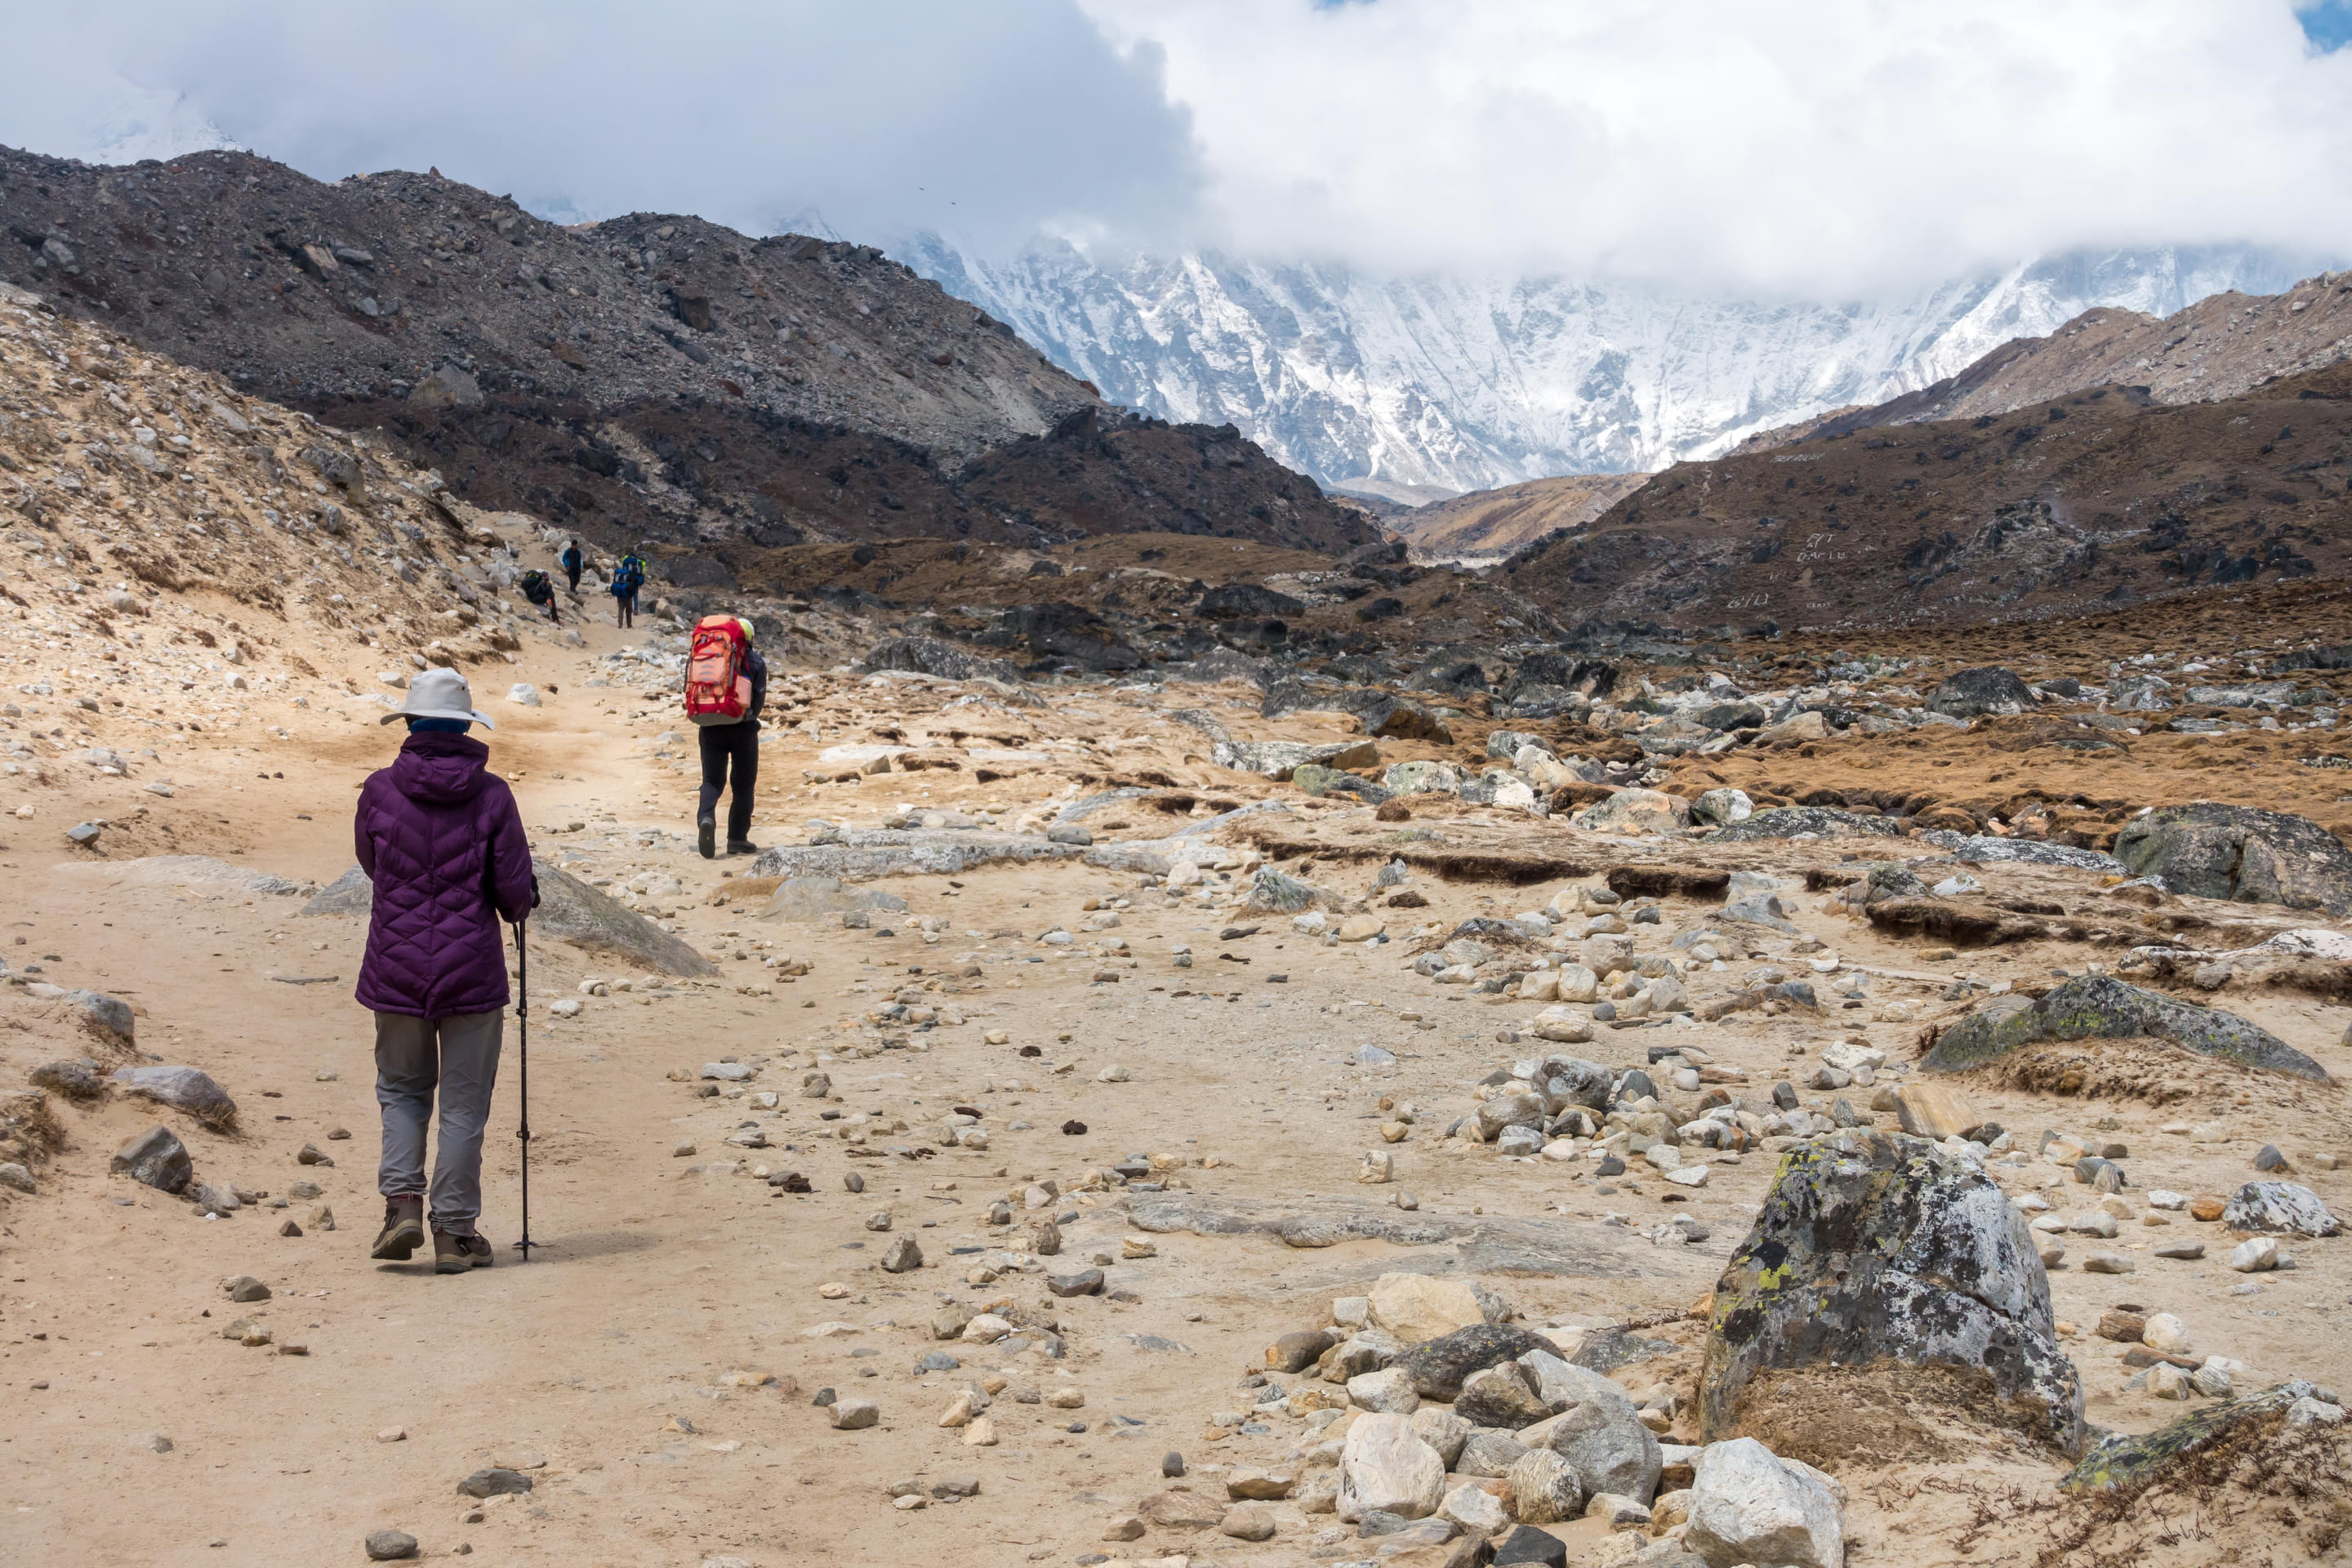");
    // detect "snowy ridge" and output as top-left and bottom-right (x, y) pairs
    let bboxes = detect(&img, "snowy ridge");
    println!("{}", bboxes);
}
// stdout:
(901, 239), (2323, 500)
